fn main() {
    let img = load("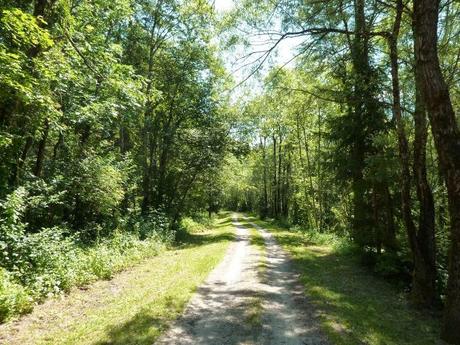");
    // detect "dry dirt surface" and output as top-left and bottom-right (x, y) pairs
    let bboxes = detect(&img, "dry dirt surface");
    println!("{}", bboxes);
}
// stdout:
(155, 215), (329, 345)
